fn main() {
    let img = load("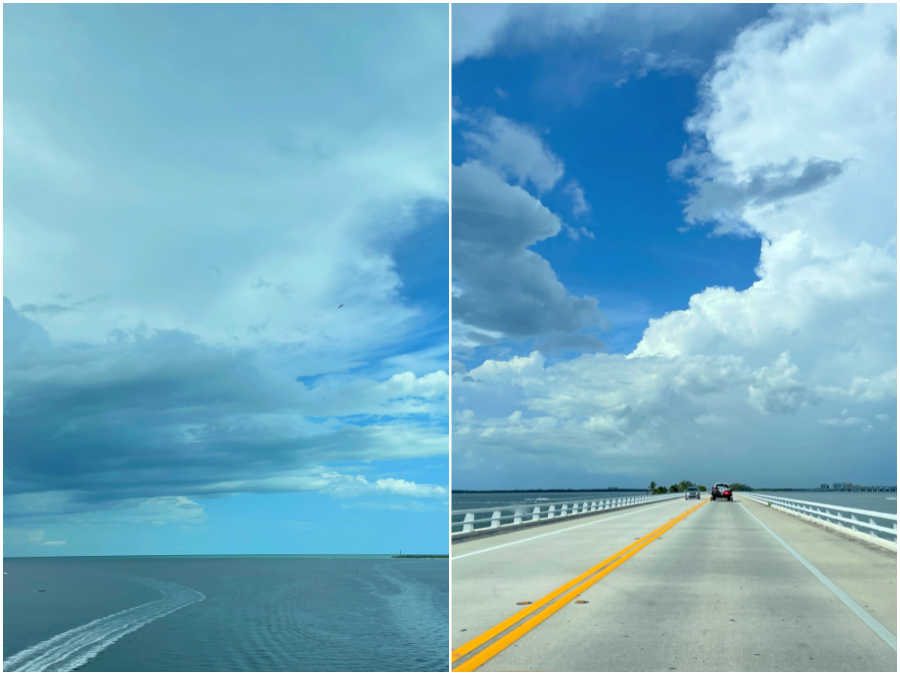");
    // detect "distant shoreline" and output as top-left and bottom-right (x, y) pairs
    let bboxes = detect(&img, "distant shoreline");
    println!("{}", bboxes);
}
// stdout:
(453, 487), (895, 493)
